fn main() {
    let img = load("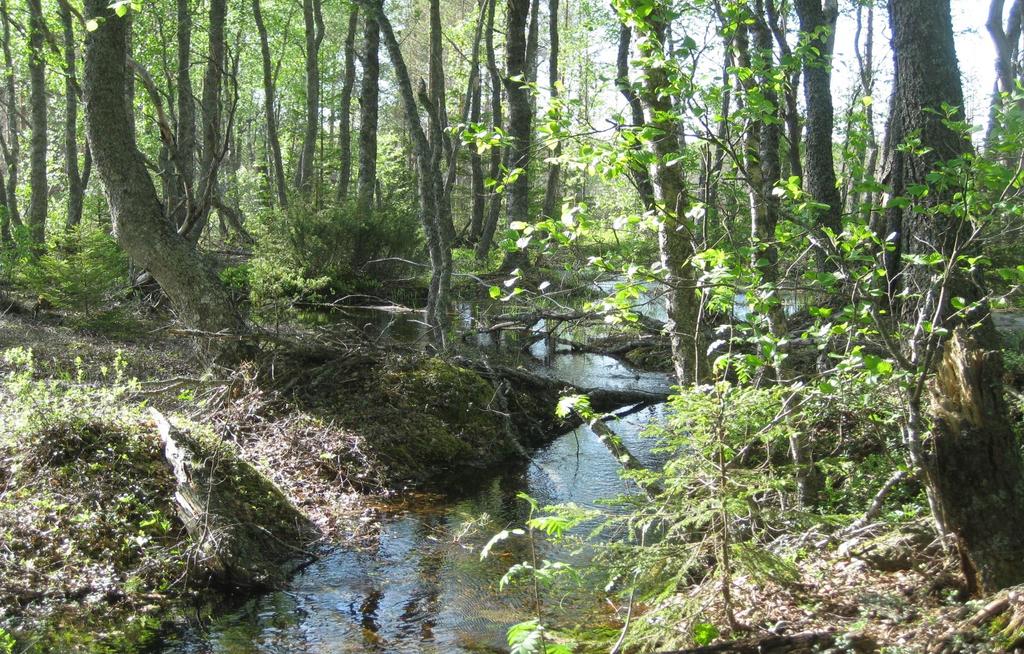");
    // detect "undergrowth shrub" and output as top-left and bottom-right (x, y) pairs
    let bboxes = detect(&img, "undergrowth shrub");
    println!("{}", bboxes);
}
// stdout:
(237, 200), (423, 315)
(17, 224), (128, 315)
(0, 348), (185, 652)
